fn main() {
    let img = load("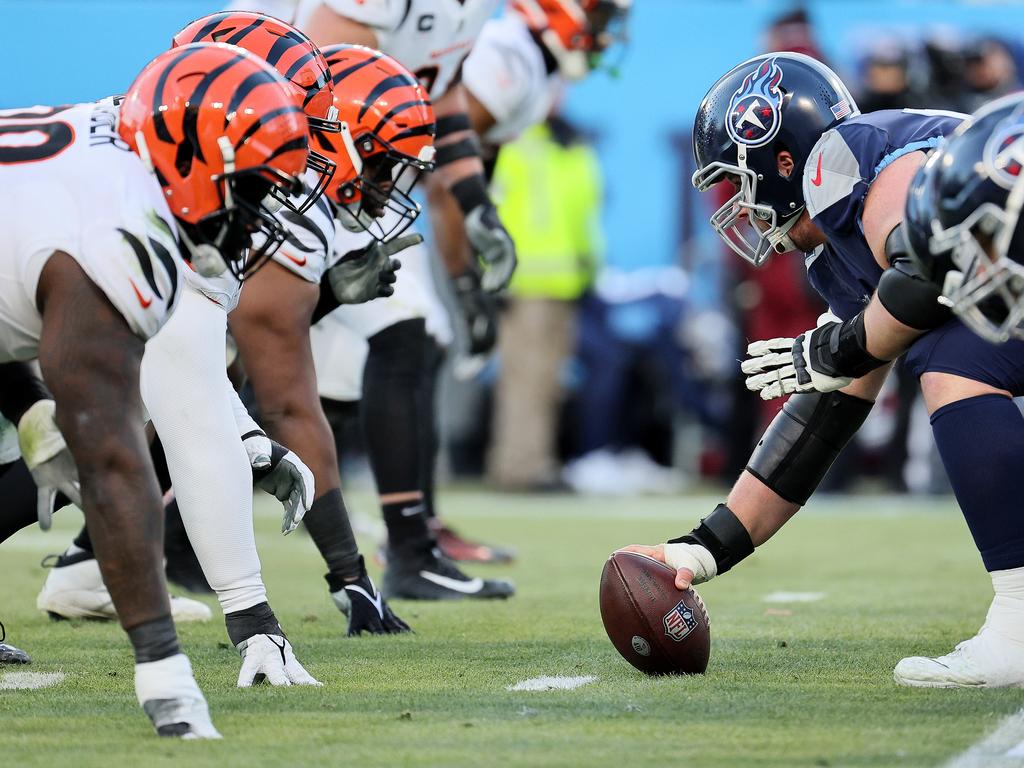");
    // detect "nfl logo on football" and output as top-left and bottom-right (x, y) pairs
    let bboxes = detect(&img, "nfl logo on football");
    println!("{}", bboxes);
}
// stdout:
(662, 600), (699, 642)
